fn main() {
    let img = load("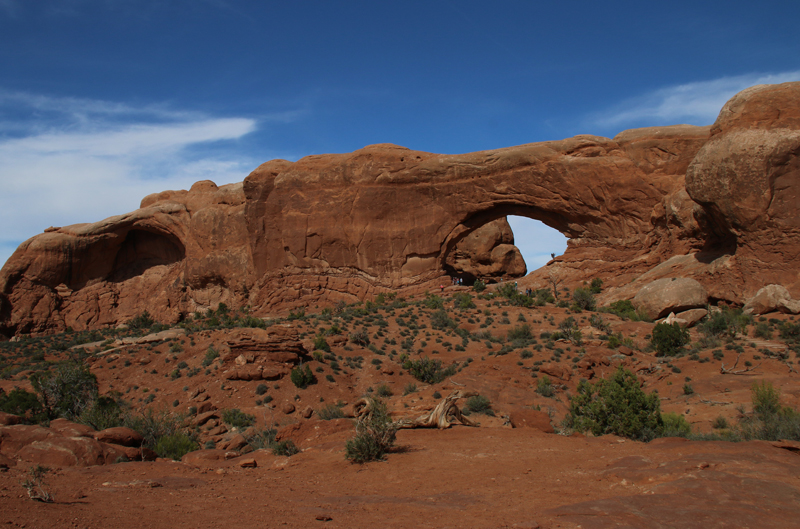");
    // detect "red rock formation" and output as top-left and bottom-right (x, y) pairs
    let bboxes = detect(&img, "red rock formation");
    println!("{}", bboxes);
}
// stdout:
(446, 217), (526, 282)
(2, 82), (799, 335)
